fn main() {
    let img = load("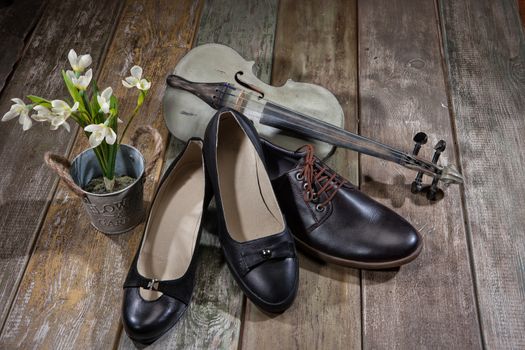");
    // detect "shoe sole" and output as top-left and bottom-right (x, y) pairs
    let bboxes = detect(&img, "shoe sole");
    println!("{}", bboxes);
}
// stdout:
(293, 233), (423, 269)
